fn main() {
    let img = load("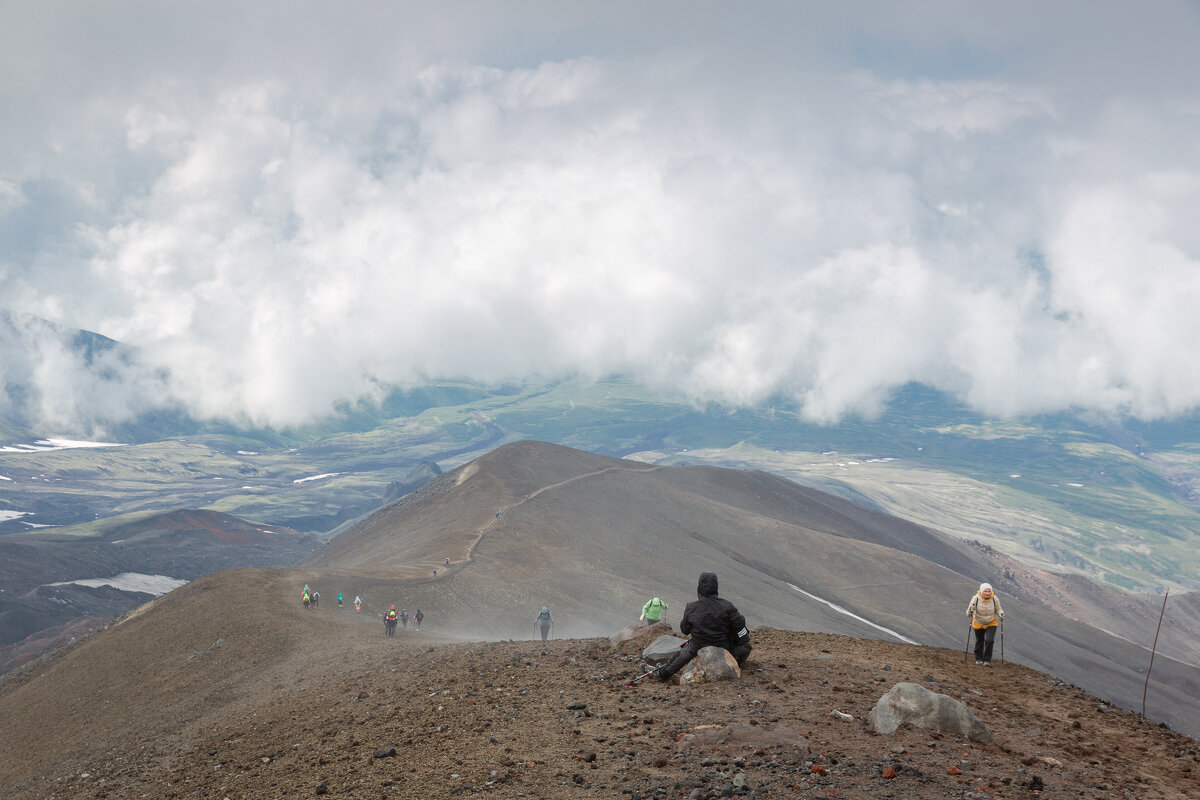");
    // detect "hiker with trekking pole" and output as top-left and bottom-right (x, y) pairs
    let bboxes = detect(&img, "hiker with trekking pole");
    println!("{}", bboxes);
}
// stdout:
(965, 582), (1005, 666)
(534, 606), (554, 641)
